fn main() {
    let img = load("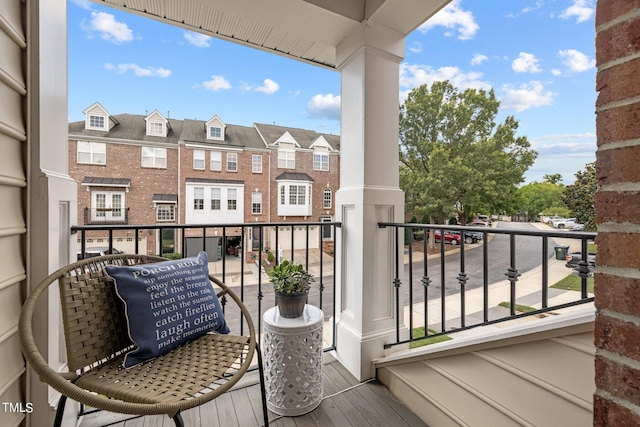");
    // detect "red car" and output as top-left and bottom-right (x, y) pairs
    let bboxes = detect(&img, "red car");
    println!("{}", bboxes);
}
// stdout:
(426, 230), (461, 245)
